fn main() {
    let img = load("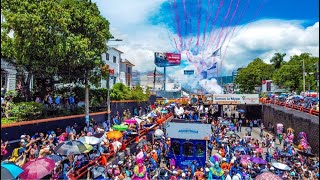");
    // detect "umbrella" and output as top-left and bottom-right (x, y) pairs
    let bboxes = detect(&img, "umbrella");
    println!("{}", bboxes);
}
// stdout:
(143, 124), (154, 128)
(160, 110), (168, 114)
(297, 151), (316, 157)
(83, 143), (93, 153)
(240, 155), (251, 160)
(124, 119), (137, 124)
(220, 121), (230, 126)
(250, 157), (267, 165)
(154, 129), (164, 137)
(271, 161), (291, 171)
(78, 136), (101, 145)
(91, 166), (106, 179)
(113, 125), (128, 131)
(1, 163), (24, 179)
(234, 146), (246, 152)
(255, 172), (281, 180)
(238, 109), (245, 113)
(92, 132), (106, 143)
(54, 140), (88, 155)
(20, 157), (55, 180)
(133, 117), (144, 124)
(106, 131), (123, 140)
(46, 154), (63, 163)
